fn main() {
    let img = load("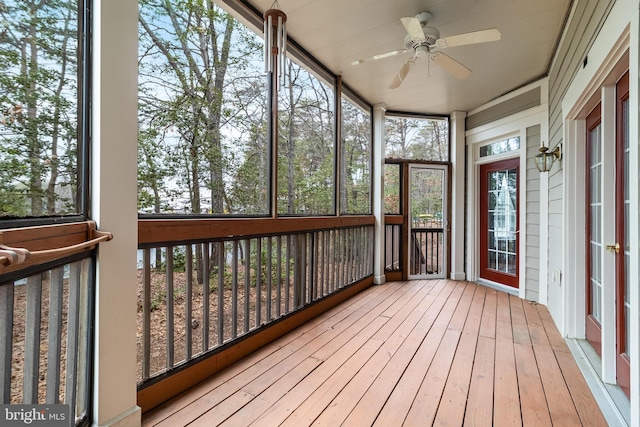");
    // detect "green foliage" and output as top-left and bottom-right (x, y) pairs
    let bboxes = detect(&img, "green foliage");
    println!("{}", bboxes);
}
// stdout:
(385, 116), (449, 161)
(0, 0), (80, 217)
(138, 0), (268, 216)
